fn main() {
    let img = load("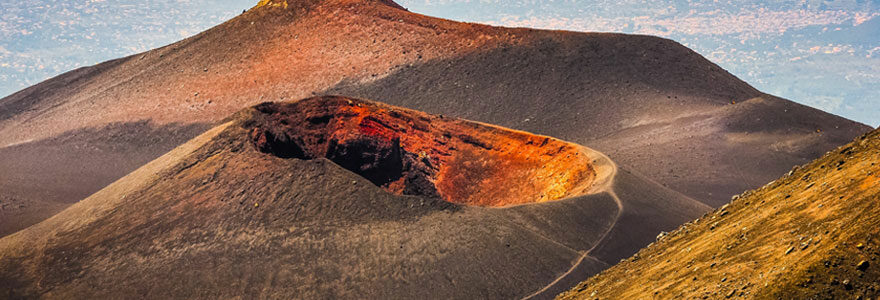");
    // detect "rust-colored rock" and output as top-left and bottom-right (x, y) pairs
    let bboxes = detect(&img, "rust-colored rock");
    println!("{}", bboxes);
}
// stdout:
(245, 96), (596, 206)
